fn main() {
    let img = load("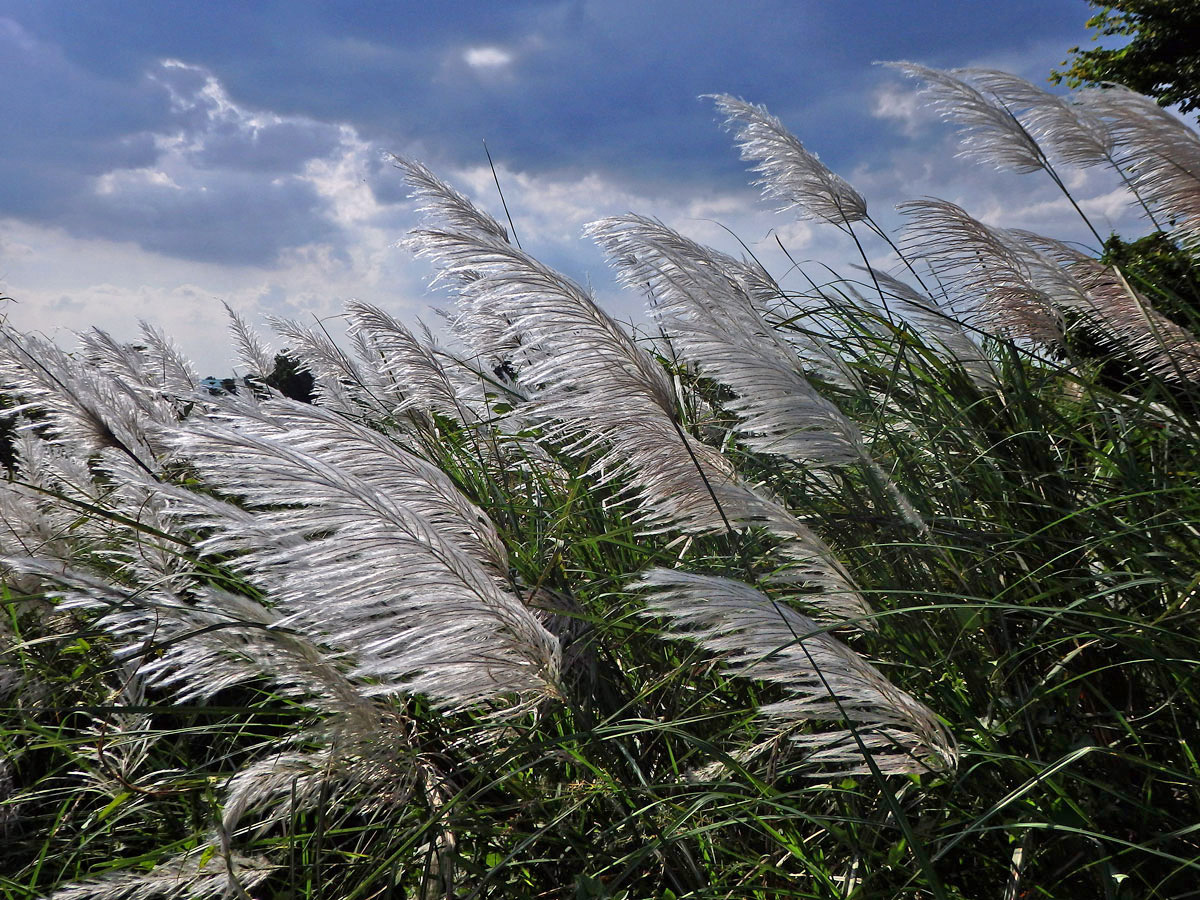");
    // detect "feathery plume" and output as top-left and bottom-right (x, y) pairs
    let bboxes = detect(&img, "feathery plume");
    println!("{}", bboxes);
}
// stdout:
(409, 227), (758, 528)
(223, 302), (277, 379)
(165, 399), (559, 708)
(191, 398), (510, 574)
(898, 199), (1064, 346)
(709, 94), (868, 226)
(268, 314), (404, 417)
(0, 328), (169, 472)
(1077, 85), (1200, 251)
(590, 213), (859, 391)
(135, 322), (200, 397)
(636, 570), (956, 775)
(392, 154), (511, 242)
(885, 62), (1046, 174)
(1017, 230), (1200, 381)
(403, 164), (872, 623)
(588, 213), (865, 463)
(345, 299), (484, 424)
(44, 849), (274, 900)
(408, 212), (870, 622)
(958, 68), (1115, 168)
